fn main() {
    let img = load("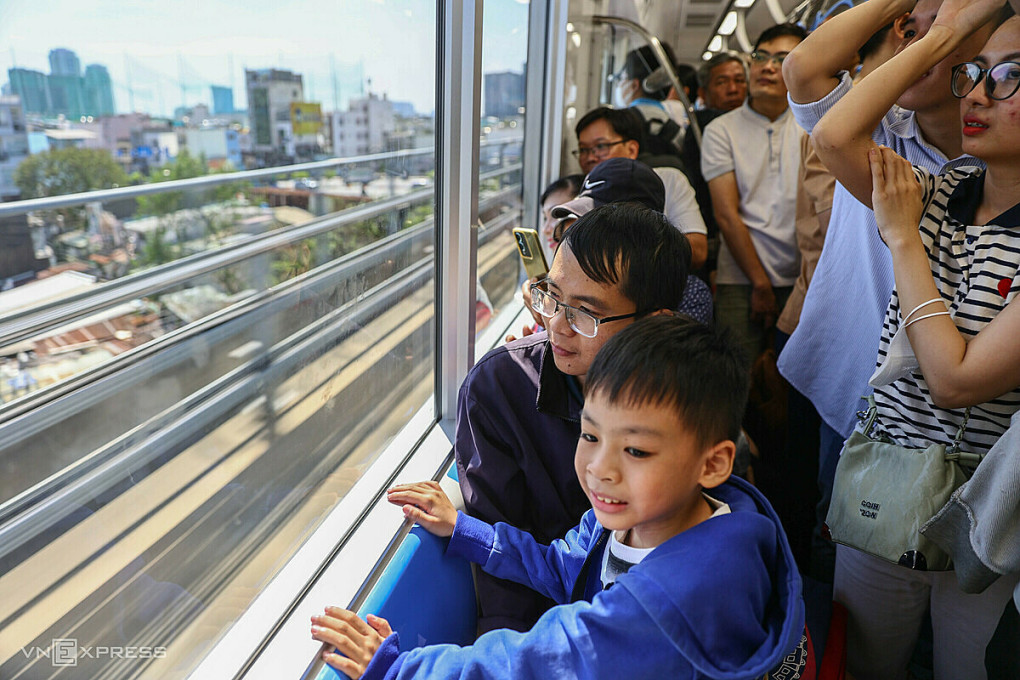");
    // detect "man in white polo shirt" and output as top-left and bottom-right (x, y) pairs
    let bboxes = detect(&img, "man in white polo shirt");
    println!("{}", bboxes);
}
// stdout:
(701, 23), (806, 361)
